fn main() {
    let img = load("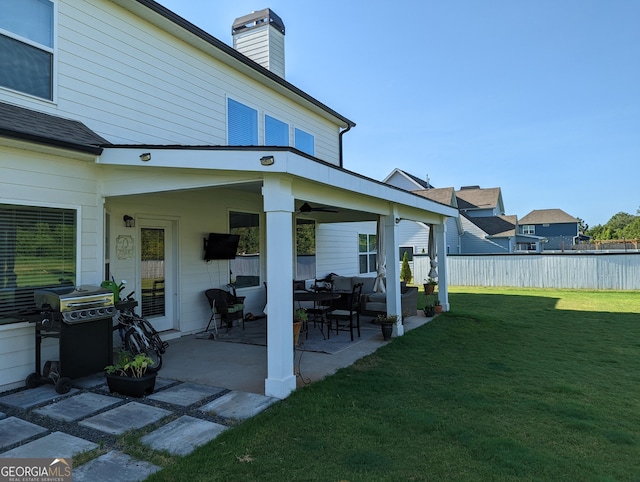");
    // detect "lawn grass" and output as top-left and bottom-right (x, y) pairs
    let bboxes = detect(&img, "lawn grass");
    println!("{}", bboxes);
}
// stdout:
(148, 288), (640, 481)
